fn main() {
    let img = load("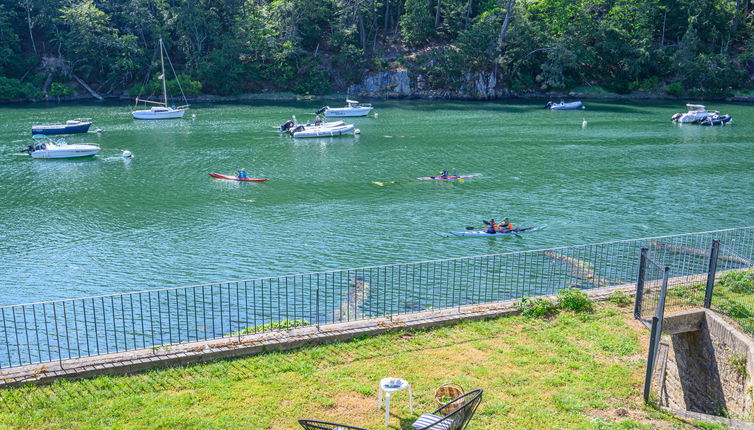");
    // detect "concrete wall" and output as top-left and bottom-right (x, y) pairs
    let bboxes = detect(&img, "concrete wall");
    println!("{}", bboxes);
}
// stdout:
(658, 310), (754, 421)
